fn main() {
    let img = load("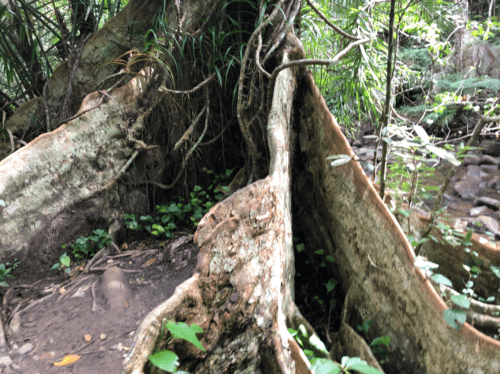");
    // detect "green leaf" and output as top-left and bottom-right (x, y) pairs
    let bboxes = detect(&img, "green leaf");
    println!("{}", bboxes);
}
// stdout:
(451, 294), (470, 309)
(326, 278), (338, 293)
(370, 335), (391, 347)
(60, 254), (71, 268)
(325, 255), (335, 263)
(166, 321), (206, 352)
(432, 273), (453, 287)
(315, 249), (324, 255)
(344, 356), (384, 372)
(296, 244), (305, 253)
(310, 358), (341, 374)
(189, 324), (204, 334)
(465, 229), (472, 242)
(148, 350), (179, 372)
(443, 309), (467, 330)
(140, 215), (154, 223)
(308, 333), (329, 355)
(51, 263), (61, 270)
(348, 363), (385, 374)
(356, 320), (374, 333)
(491, 265), (500, 279)
(414, 257), (439, 270)
(152, 224), (165, 234)
(0, 281), (9, 287)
